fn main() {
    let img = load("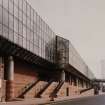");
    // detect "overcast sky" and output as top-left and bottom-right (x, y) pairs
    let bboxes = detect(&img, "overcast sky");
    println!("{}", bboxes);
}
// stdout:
(28, 0), (105, 78)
